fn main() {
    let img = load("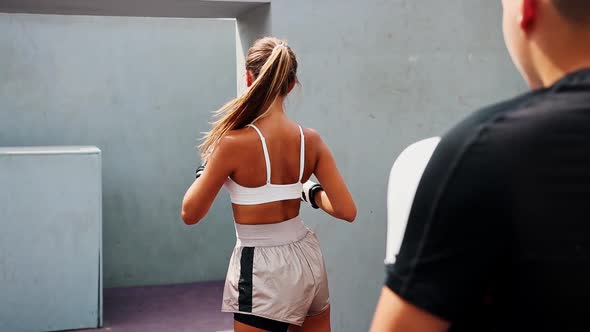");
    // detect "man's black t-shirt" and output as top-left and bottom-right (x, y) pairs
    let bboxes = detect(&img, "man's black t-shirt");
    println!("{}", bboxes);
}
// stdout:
(386, 68), (590, 331)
